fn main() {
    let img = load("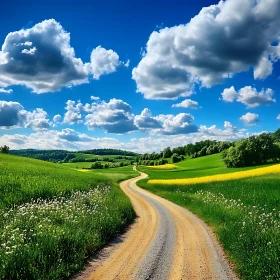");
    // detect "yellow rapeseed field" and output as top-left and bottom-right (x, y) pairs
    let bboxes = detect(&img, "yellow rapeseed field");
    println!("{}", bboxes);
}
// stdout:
(147, 164), (176, 169)
(148, 164), (280, 185)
